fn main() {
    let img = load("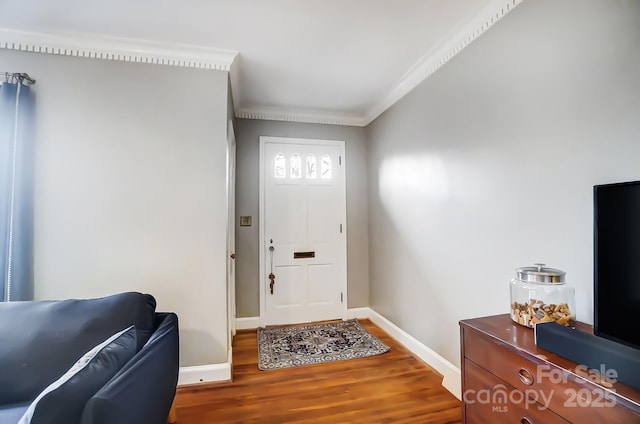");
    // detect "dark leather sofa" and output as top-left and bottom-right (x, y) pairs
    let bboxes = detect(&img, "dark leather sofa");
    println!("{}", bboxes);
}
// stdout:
(0, 291), (179, 424)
